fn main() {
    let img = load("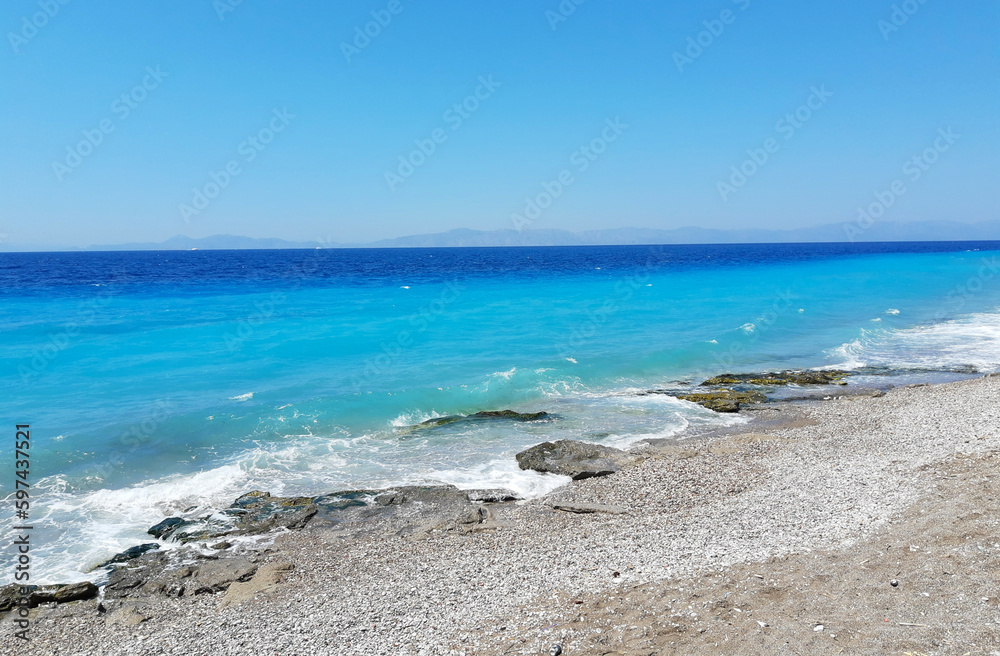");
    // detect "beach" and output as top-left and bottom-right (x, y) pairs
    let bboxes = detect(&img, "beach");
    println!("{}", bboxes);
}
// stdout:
(6, 374), (998, 655)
